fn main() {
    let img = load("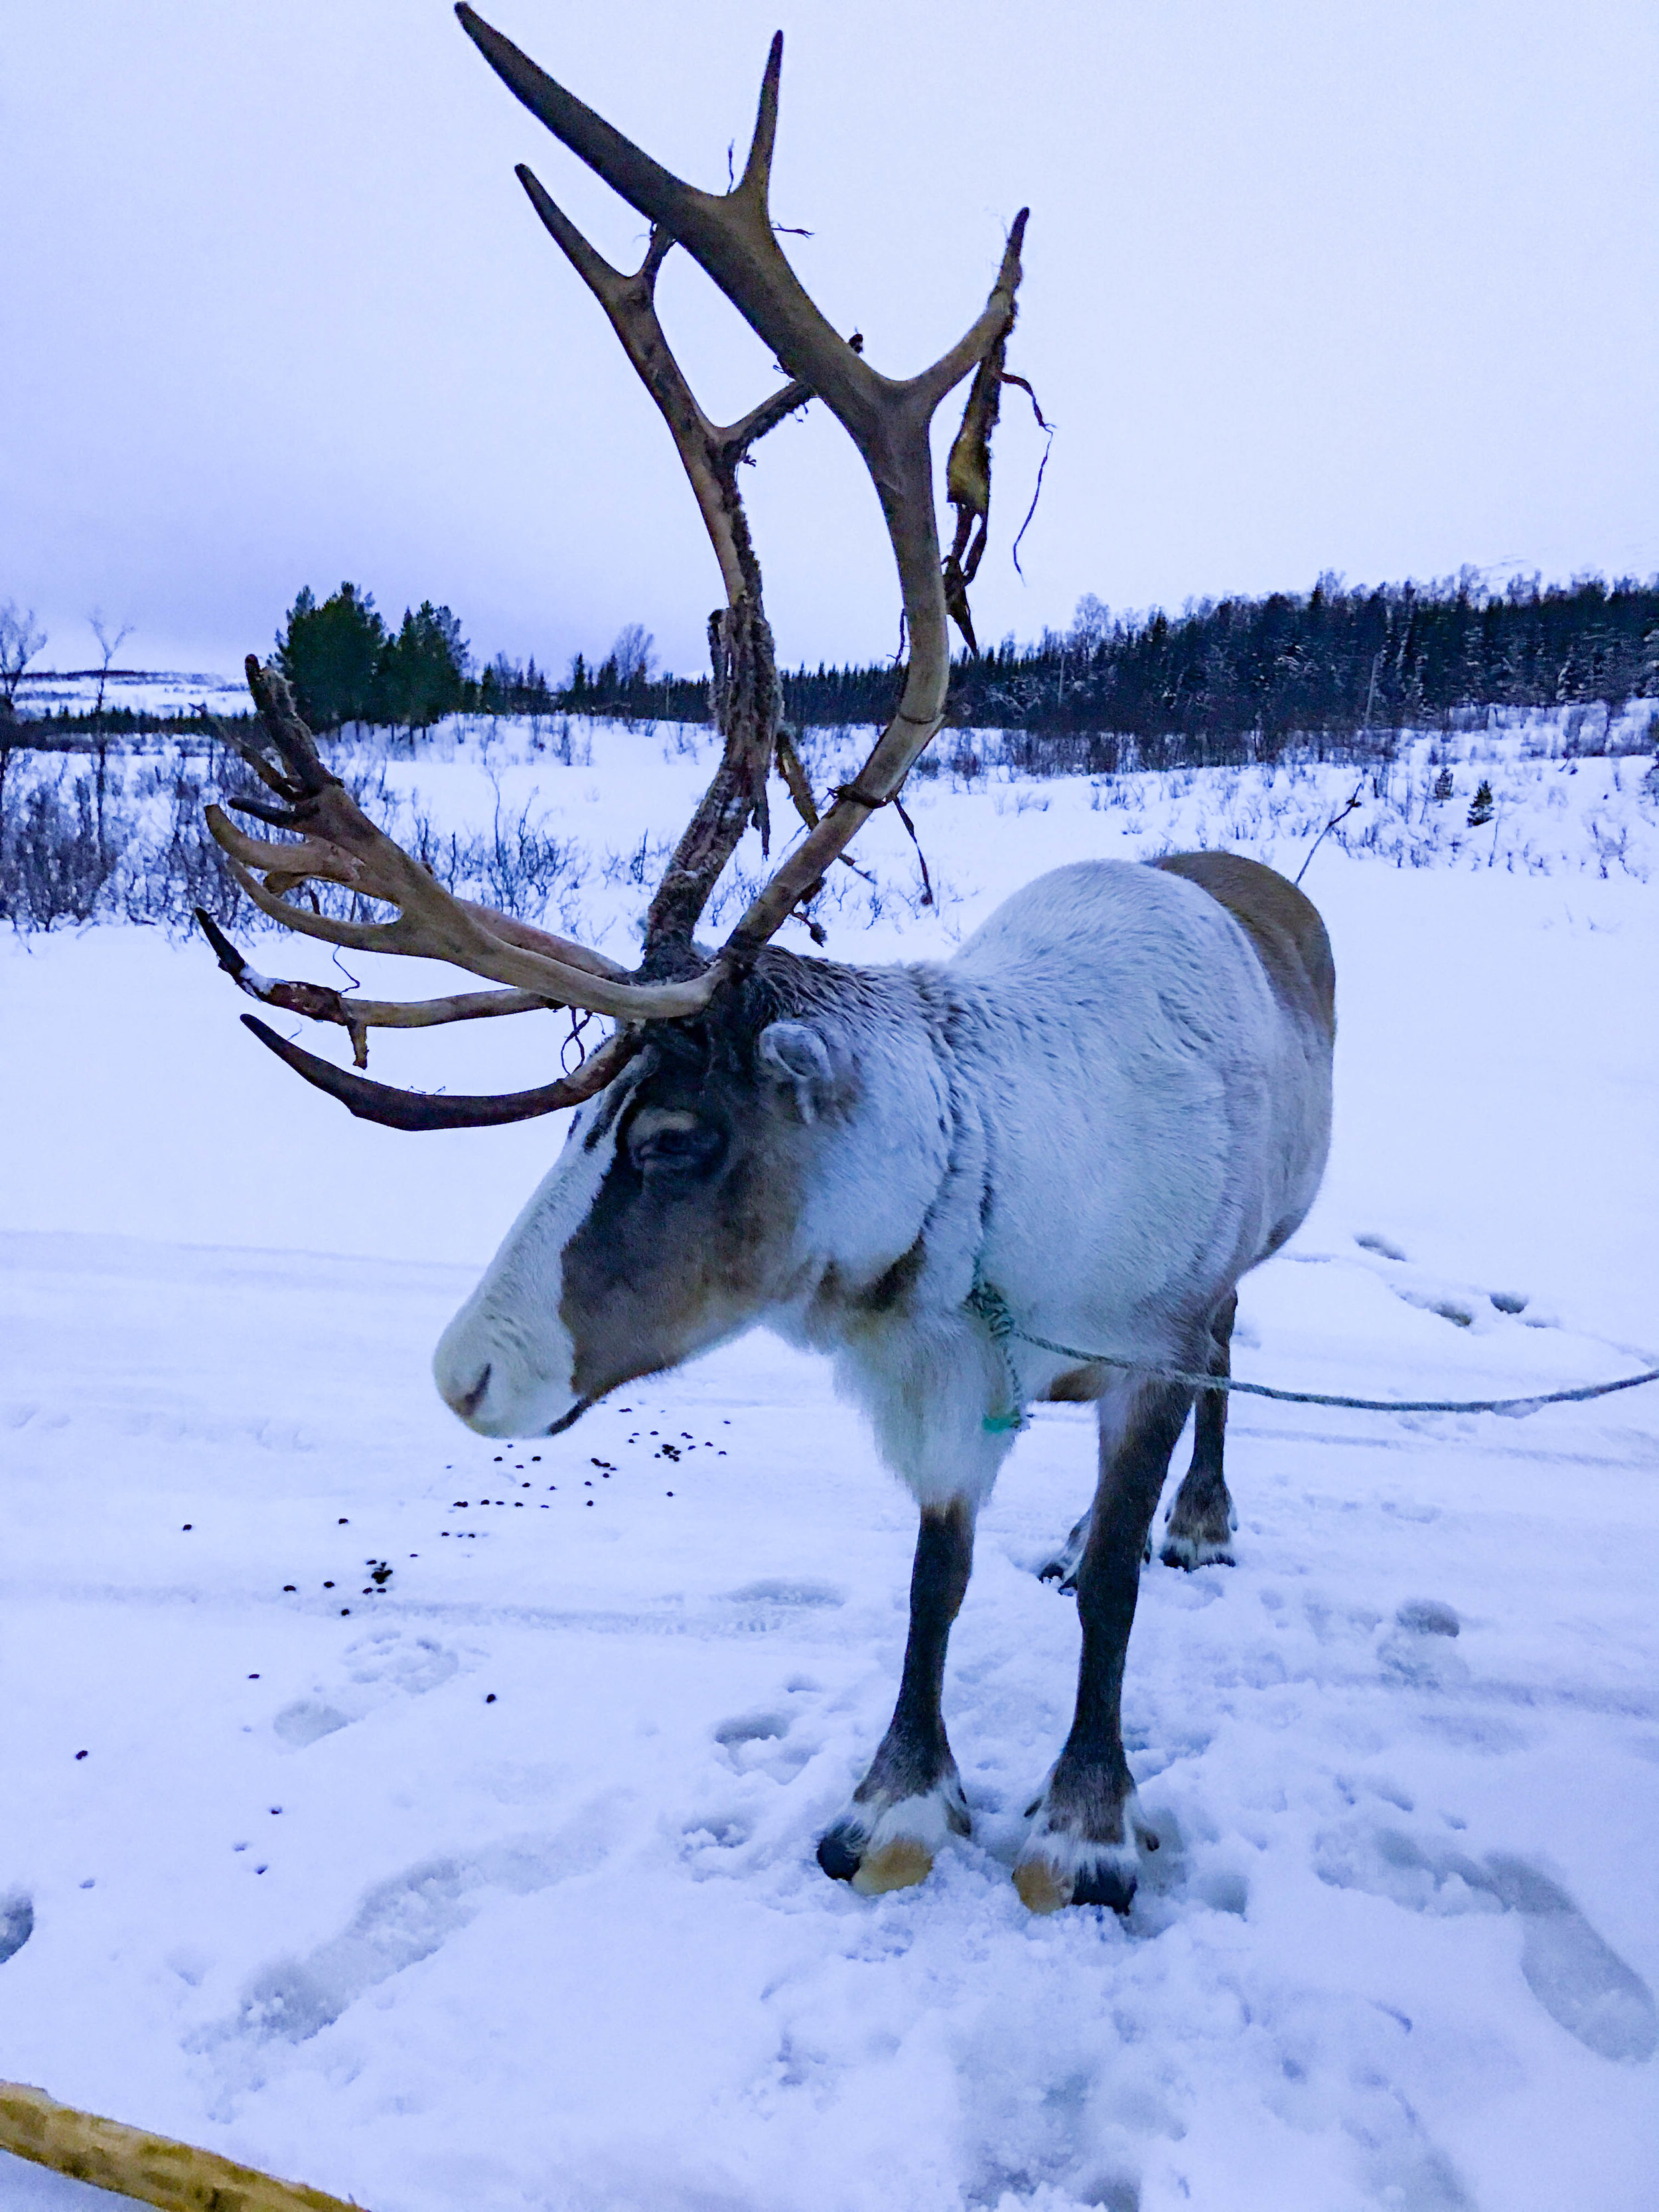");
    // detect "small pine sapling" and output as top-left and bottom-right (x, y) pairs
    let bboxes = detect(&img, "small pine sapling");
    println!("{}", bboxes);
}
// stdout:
(1432, 767), (1454, 802)
(1466, 778), (1495, 827)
